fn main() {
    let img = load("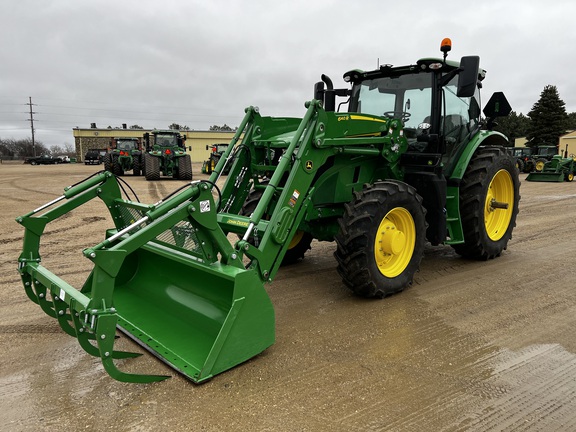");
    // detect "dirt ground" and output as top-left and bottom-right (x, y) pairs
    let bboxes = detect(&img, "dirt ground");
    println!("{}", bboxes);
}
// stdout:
(2, 161), (576, 431)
